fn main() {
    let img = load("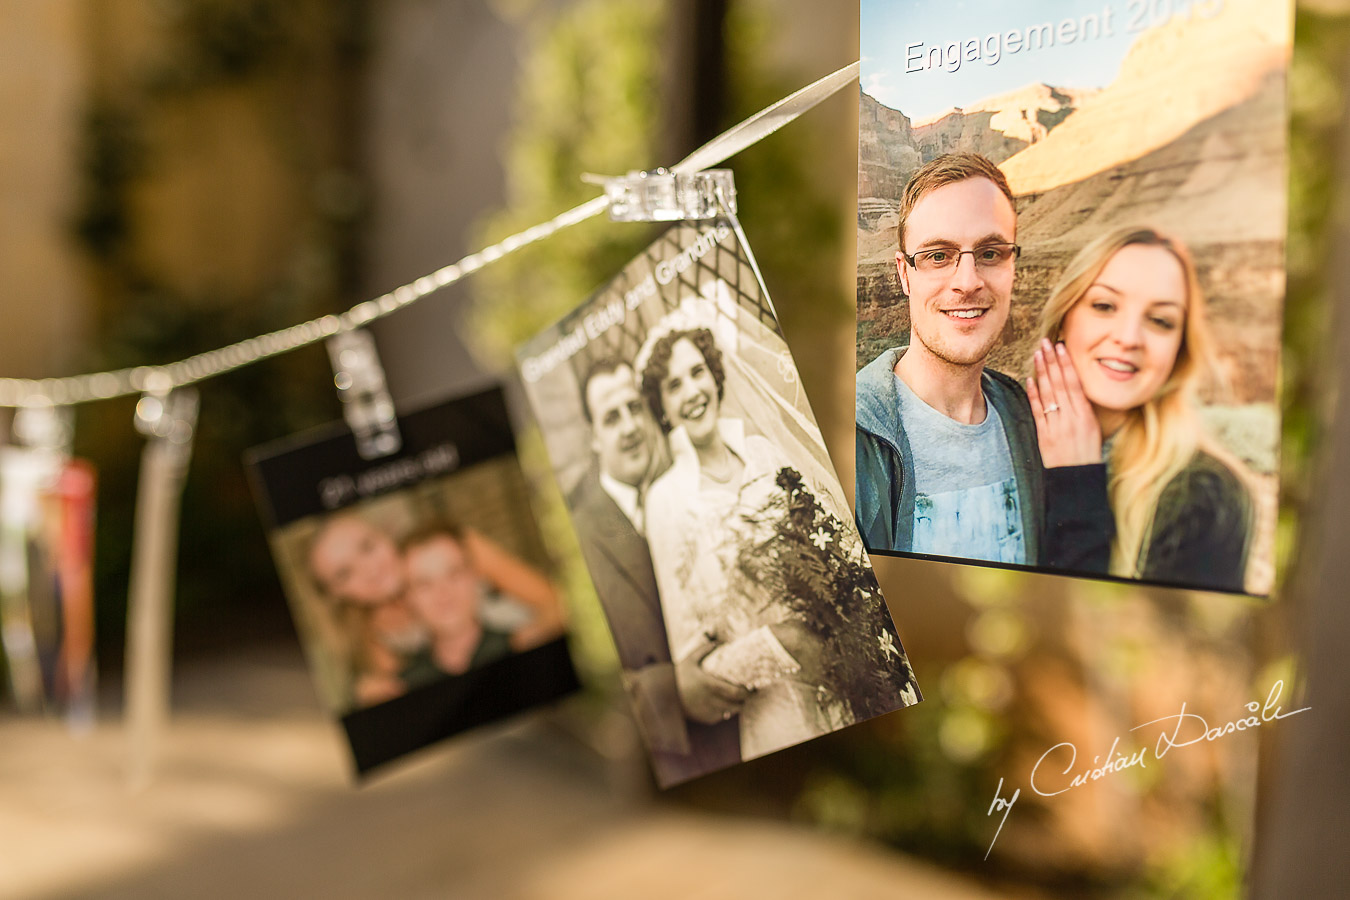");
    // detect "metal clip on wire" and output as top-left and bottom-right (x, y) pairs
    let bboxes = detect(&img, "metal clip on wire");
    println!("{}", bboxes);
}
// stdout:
(600, 168), (737, 222)
(11, 402), (75, 458)
(133, 384), (199, 457)
(326, 329), (400, 460)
